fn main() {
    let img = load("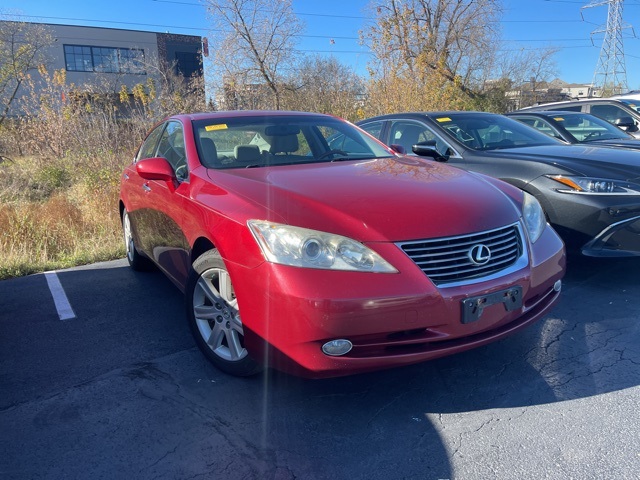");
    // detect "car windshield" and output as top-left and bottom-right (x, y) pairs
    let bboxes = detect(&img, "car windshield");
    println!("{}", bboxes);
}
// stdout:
(192, 115), (392, 169)
(551, 112), (631, 142)
(432, 113), (561, 151)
